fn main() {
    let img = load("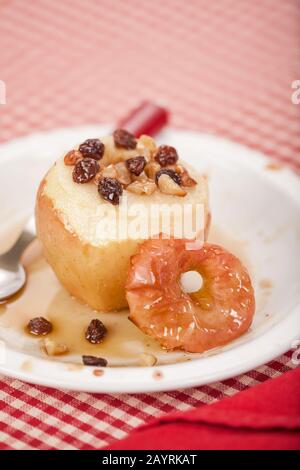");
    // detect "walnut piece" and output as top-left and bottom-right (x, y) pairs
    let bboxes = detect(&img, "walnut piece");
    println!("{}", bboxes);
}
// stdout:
(138, 353), (157, 367)
(138, 135), (157, 157)
(132, 170), (148, 182)
(43, 338), (69, 356)
(127, 179), (156, 195)
(175, 165), (197, 187)
(64, 150), (83, 166)
(94, 170), (103, 185)
(115, 161), (132, 185)
(157, 174), (187, 196)
(101, 164), (118, 179)
(145, 161), (161, 180)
